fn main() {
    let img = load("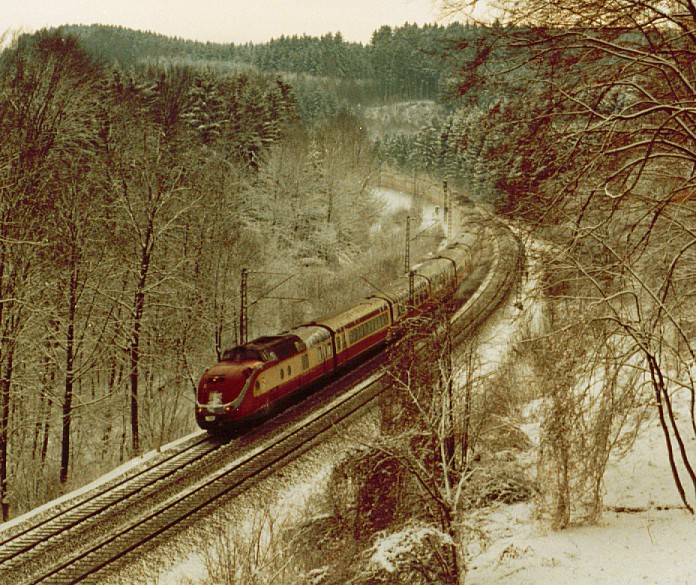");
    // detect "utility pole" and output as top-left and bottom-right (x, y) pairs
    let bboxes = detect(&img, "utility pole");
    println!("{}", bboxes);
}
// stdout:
(405, 215), (412, 273)
(409, 270), (415, 306)
(240, 267), (248, 344)
(444, 178), (452, 242)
